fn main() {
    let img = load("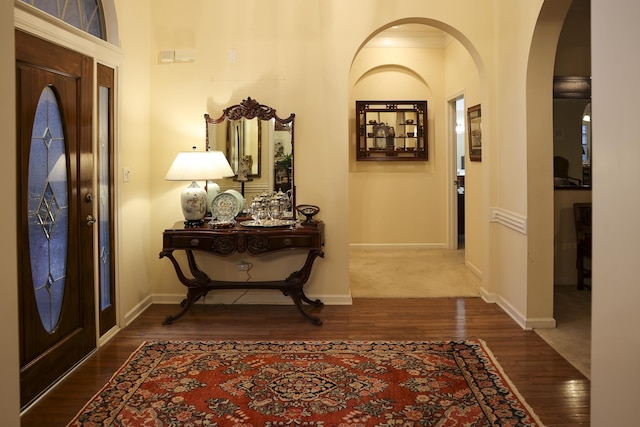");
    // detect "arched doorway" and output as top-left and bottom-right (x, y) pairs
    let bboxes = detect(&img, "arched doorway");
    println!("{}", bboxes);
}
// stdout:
(527, 0), (591, 377)
(347, 21), (486, 298)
